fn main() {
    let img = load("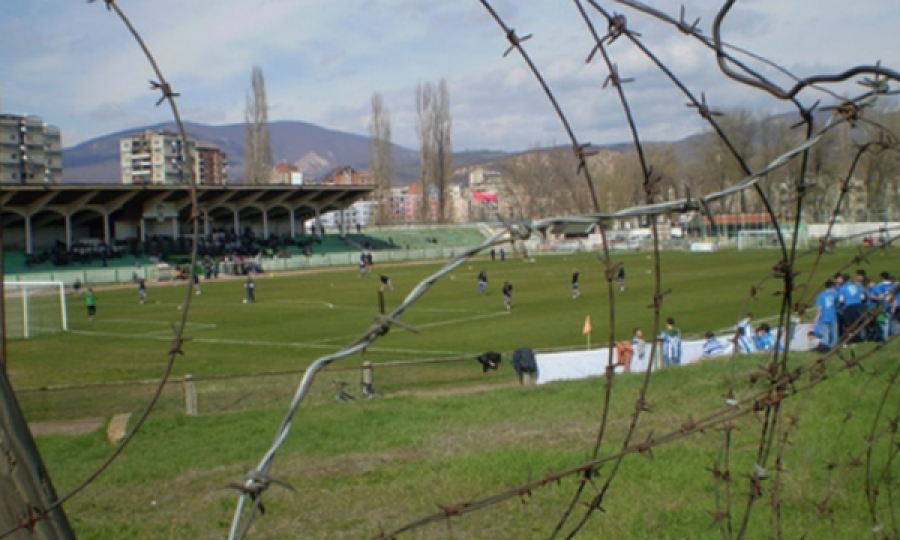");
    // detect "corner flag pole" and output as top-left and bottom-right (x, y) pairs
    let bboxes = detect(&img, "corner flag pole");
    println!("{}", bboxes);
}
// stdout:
(582, 315), (593, 350)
